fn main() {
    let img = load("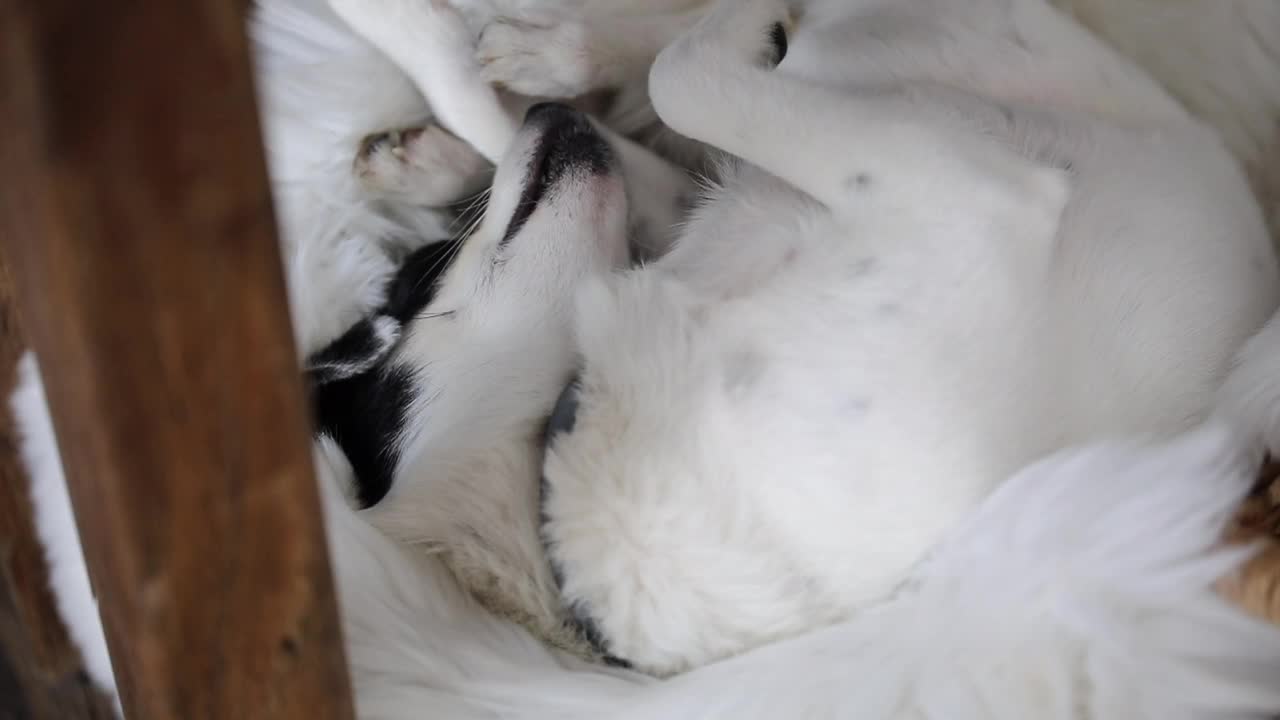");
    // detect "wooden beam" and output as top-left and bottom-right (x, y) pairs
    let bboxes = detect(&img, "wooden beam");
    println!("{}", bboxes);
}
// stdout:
(0, 1), (356, 718)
